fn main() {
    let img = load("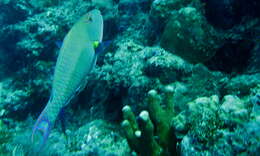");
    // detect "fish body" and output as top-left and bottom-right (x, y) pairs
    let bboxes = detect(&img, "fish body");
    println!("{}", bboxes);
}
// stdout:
(32, 9), (103, 145)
